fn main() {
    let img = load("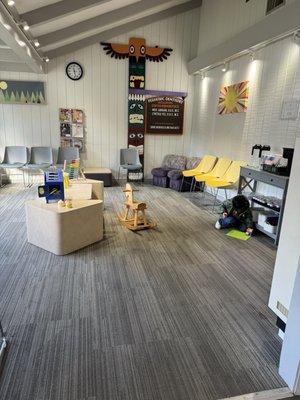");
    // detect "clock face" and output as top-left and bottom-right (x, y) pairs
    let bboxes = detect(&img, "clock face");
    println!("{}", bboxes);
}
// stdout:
(66, 62), (83, 81)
